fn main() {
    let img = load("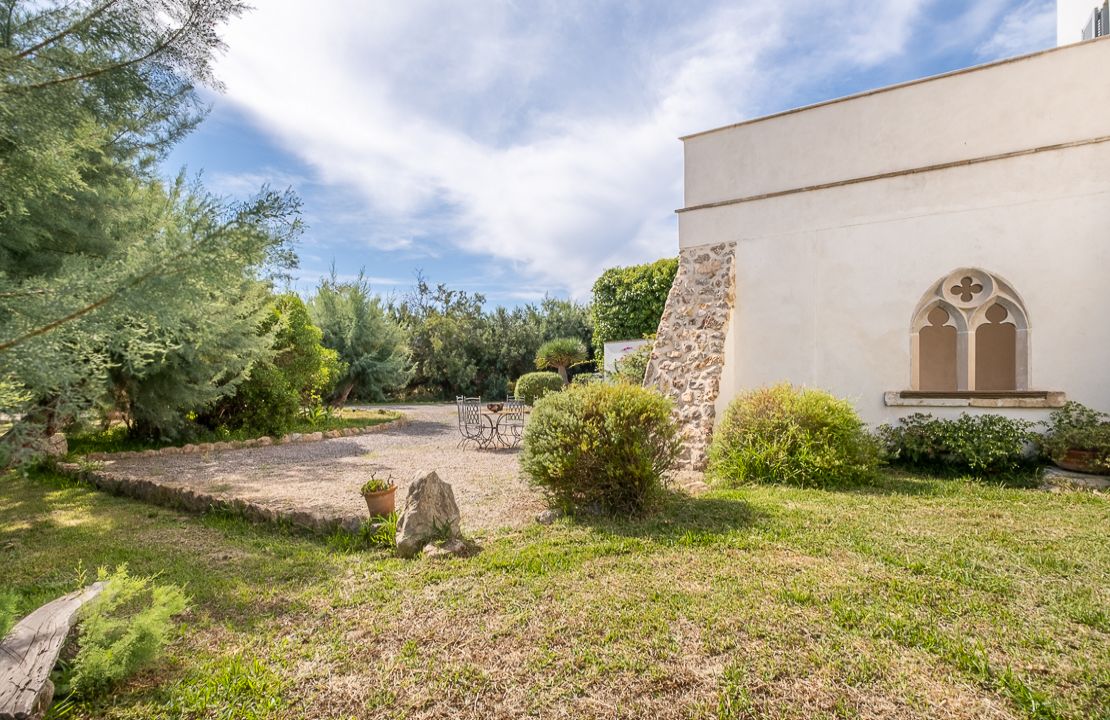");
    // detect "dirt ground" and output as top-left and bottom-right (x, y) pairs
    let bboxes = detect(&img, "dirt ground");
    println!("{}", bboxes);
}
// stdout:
(97, 404), (545, 532)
